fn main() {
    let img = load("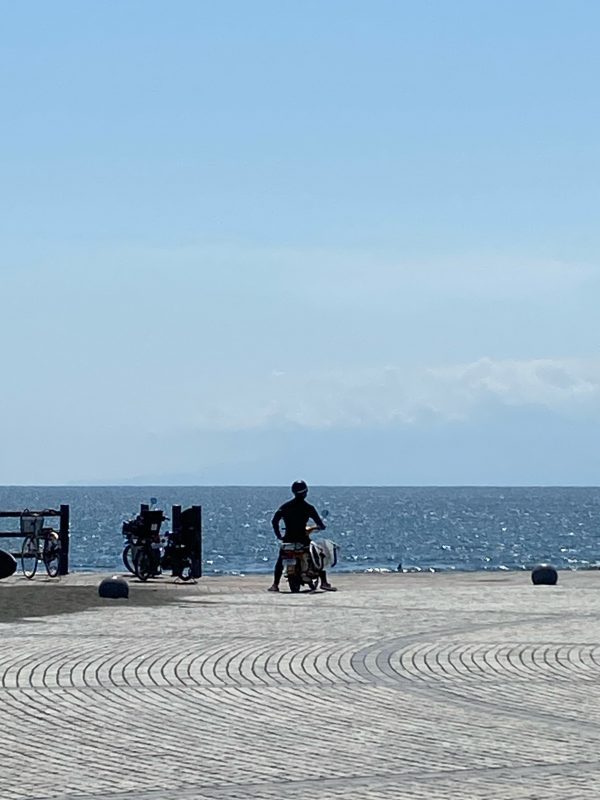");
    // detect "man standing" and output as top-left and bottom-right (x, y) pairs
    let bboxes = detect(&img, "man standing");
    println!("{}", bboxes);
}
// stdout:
(268, 480), (336, 592)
